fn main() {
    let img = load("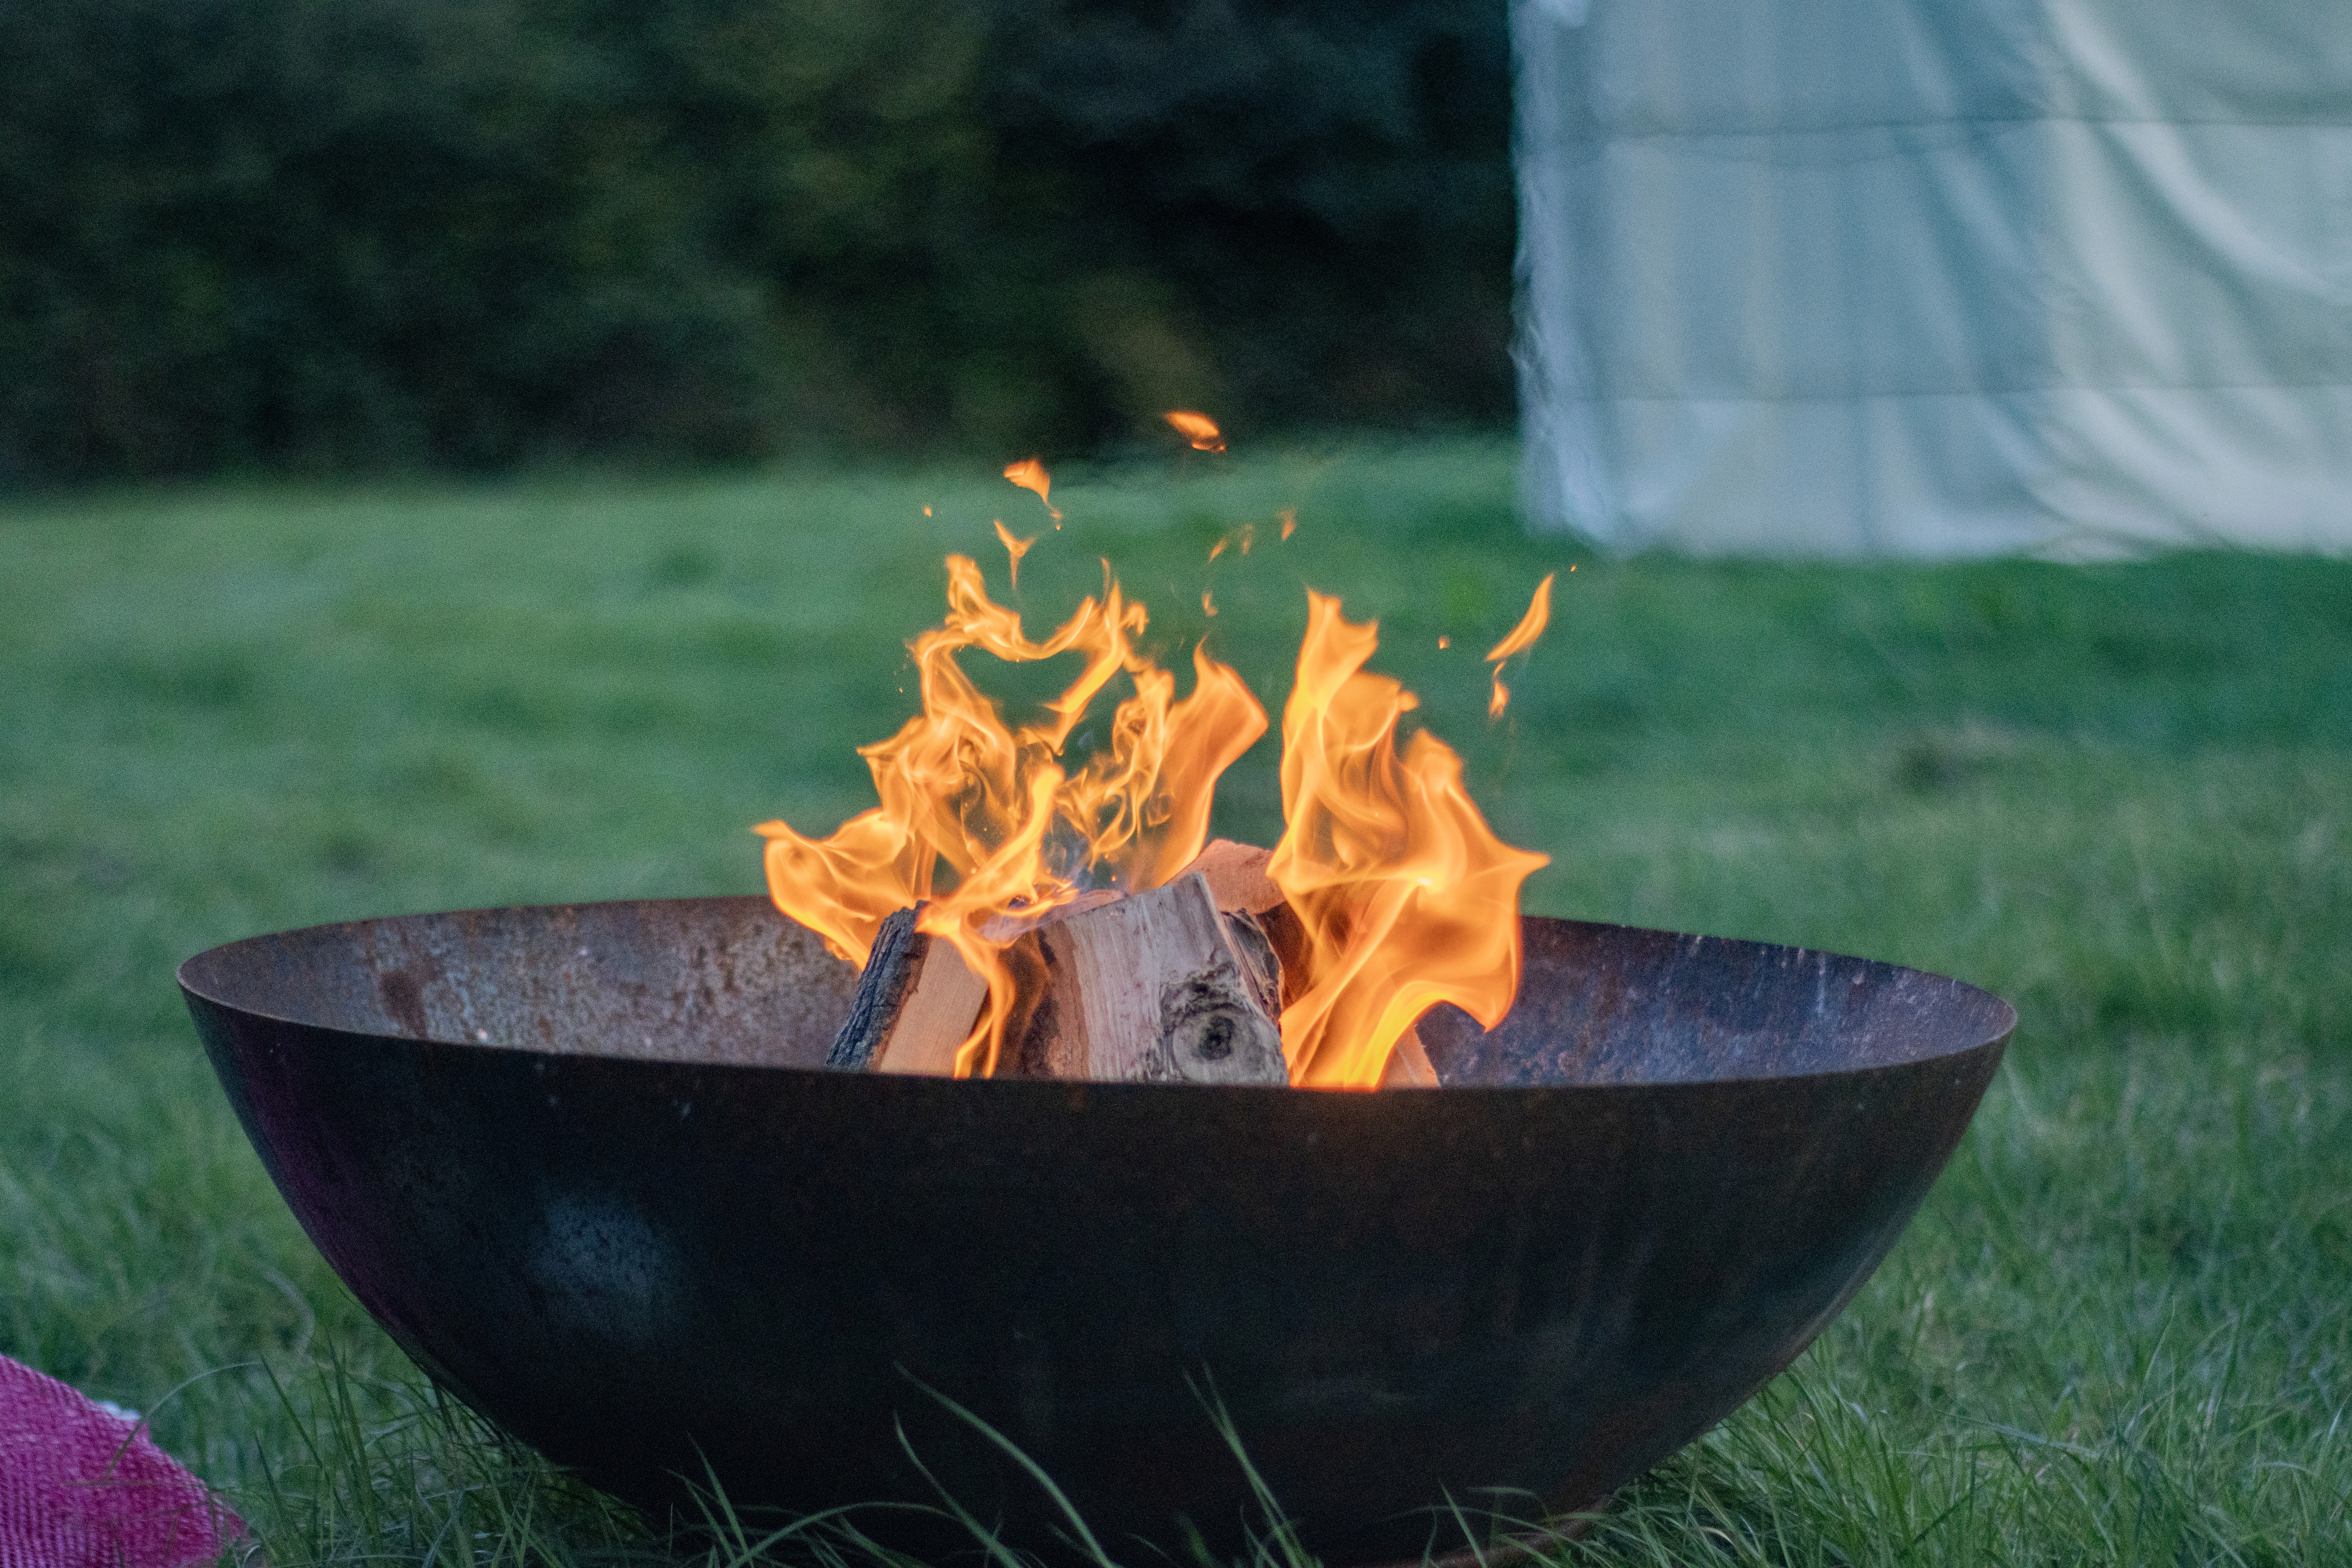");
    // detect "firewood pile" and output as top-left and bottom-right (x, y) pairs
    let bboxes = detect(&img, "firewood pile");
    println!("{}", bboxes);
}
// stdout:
(826, 840), (1434, 1087)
